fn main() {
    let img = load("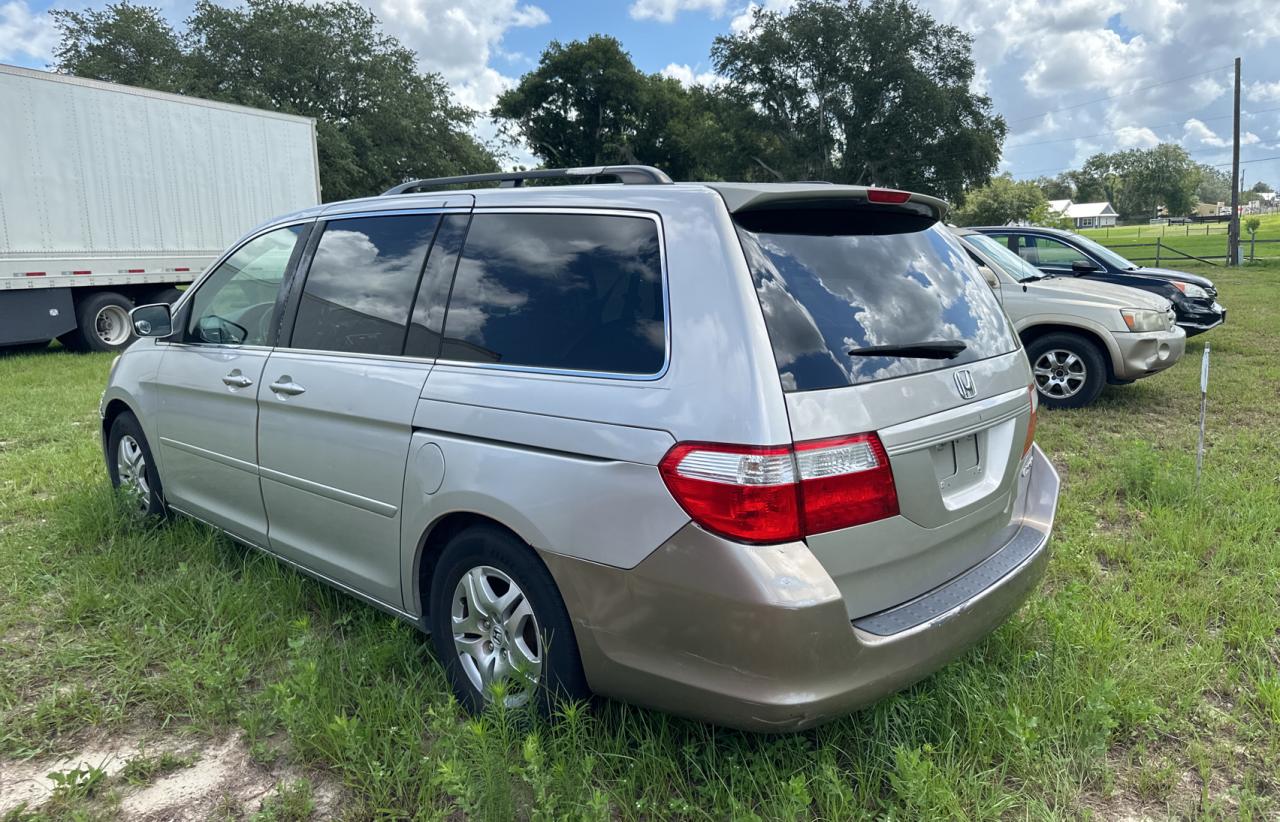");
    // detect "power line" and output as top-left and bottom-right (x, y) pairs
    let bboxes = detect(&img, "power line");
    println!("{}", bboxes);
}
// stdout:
(1004, 64), (1234, 126)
